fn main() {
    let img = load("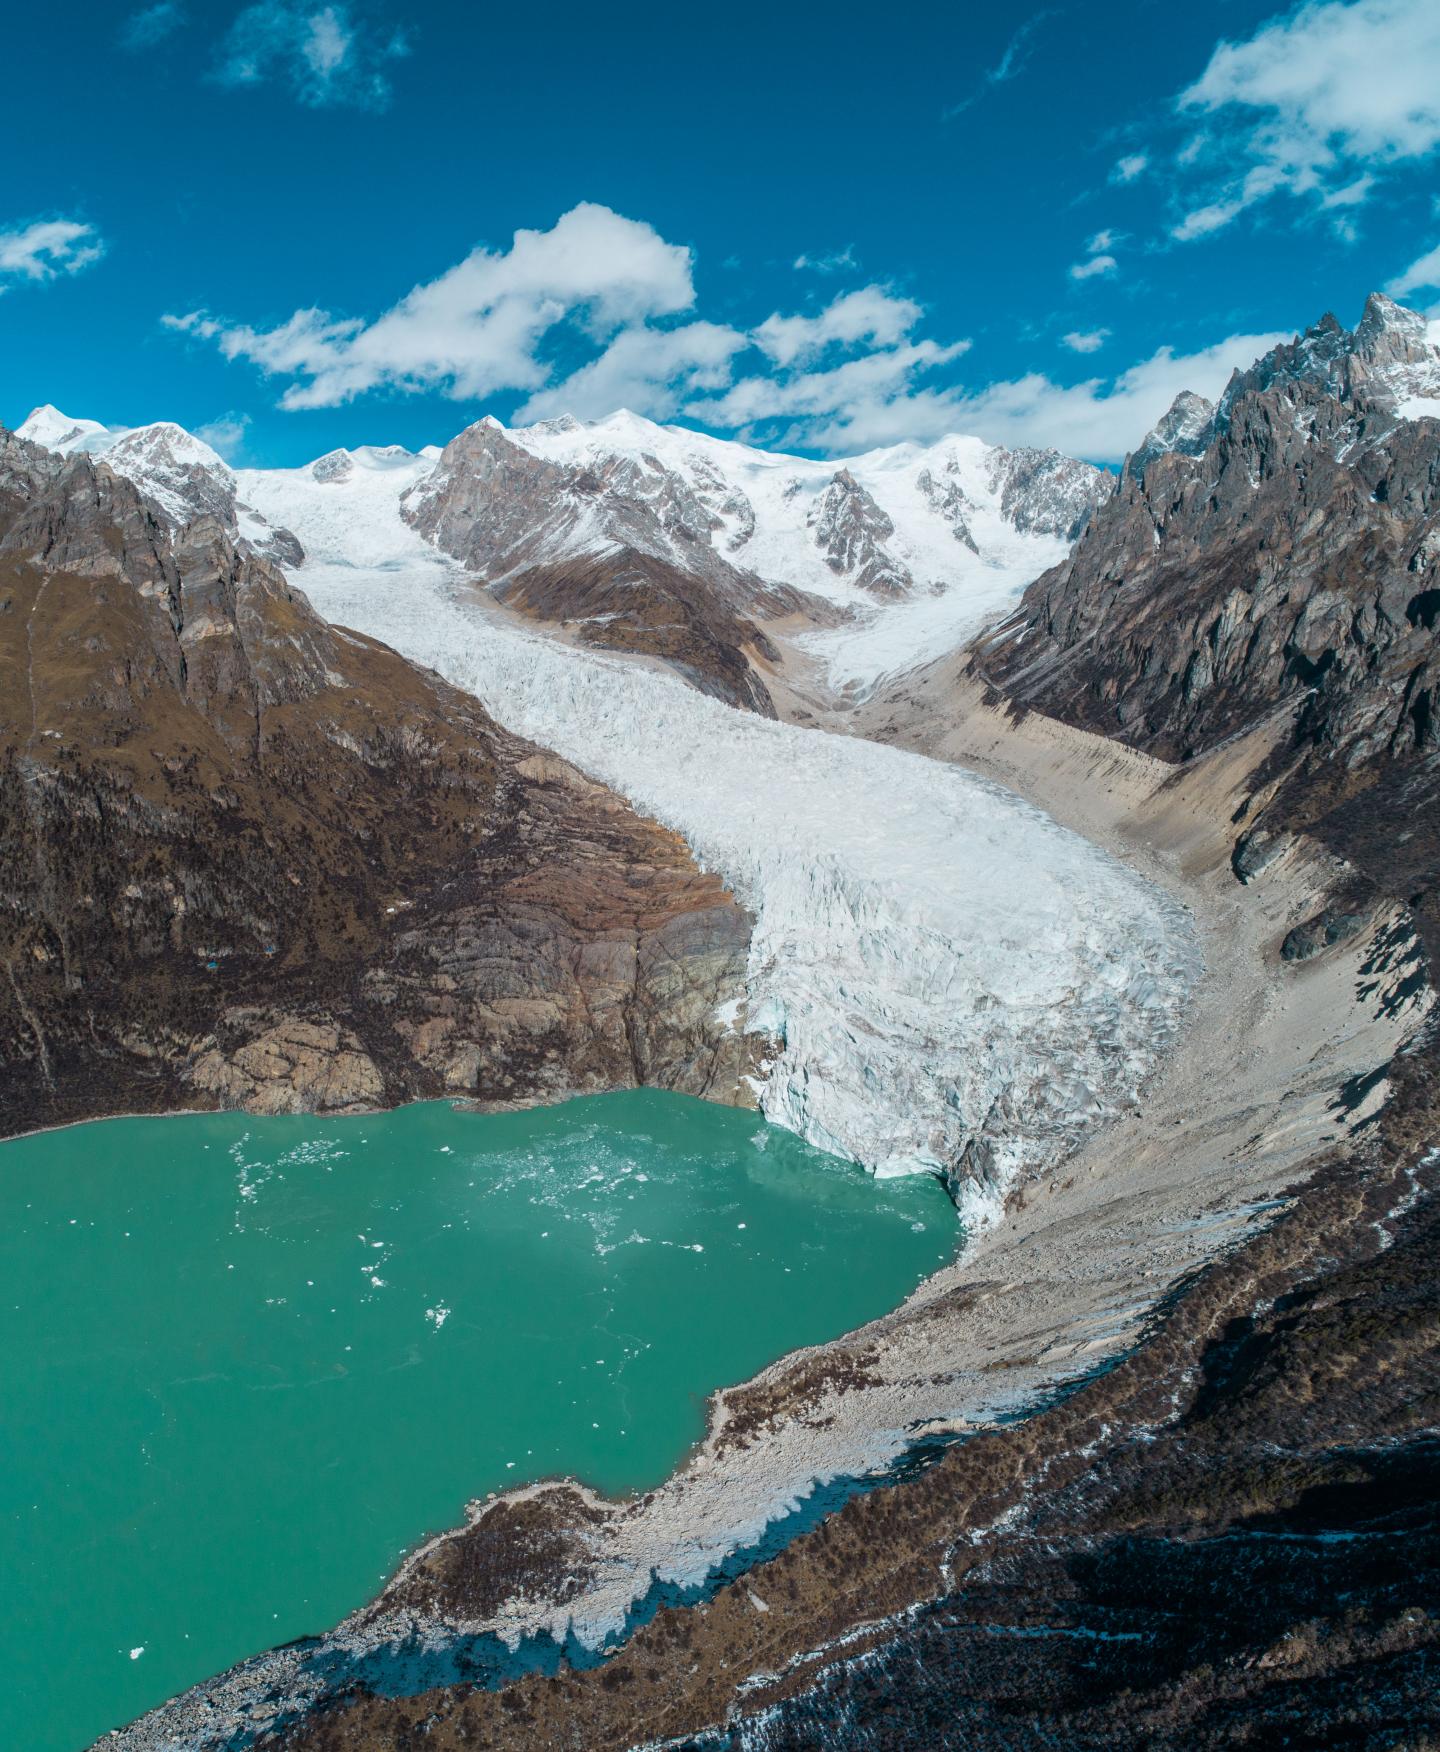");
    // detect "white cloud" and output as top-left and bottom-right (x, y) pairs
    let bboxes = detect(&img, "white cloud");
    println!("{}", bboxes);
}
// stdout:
(754, 287), (923, 367)
(167, 203), (698, 409)
(940, 331), (1289, 461)
(1111, 153), (1149, 183)
(517, 322), (745, 423)
(1174, 0), (1440, 238)
(120, 2), (185, 49)
(1068, 253), (1117, 282)
(695, 338), (972, 452)
(945, 11), (1055, 117)
(793, 247), (856, 274)
(1387, 241), (1440, 298)
(194, 412), (251, 460)
(0, 219), (105, 289)
(165, 200), (1294, 466)
(213, 2), (408, 110)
